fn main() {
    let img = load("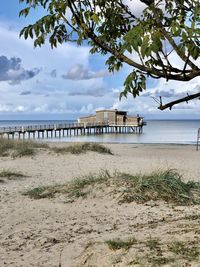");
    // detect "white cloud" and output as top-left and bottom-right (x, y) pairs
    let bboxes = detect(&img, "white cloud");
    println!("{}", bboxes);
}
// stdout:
(0, 104), (12, 112)
(62, 64), (108, 80)
(14, 105), (26, 112)
(123, 0), (146, 17)
(79, 103), (94, 114)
